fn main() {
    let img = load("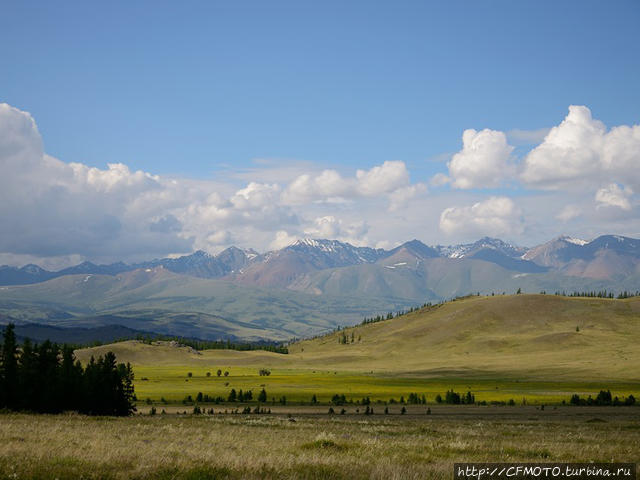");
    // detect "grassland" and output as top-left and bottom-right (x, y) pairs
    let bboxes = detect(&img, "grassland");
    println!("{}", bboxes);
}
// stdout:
(74, 295), (640, 406)
(1, 408), (639, 480)
(2, 294), (639, 479)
